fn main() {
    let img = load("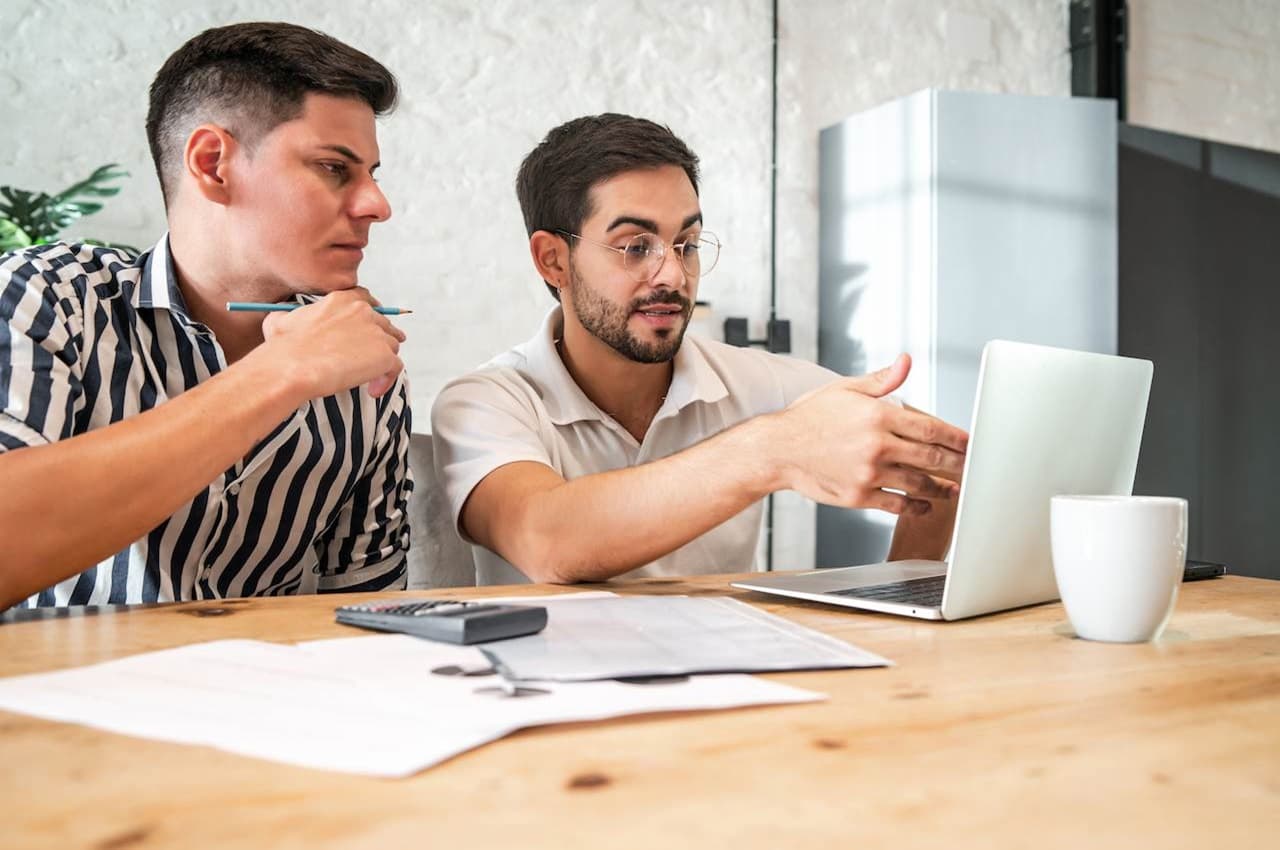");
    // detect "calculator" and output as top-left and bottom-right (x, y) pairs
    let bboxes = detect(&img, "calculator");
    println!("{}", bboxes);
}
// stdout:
(335, 599), (548, 645)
